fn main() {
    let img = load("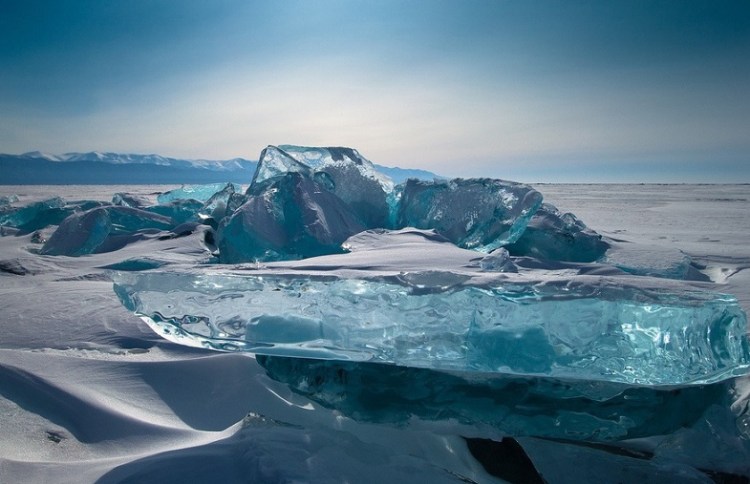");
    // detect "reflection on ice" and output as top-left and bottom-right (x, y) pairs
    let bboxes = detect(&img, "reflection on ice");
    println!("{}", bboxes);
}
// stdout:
(255, 354), (728, 442)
